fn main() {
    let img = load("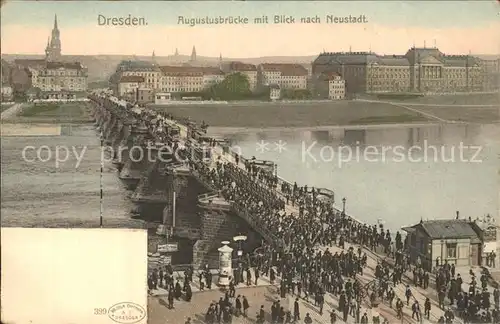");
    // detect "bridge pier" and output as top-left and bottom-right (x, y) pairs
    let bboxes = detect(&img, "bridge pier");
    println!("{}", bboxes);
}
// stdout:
(118, 125), (152, 190)
(162, 167), (203, 241)
(108, 121), (124, 151)
(104, 116), (118, 145)
(193, 196), (237, 269)
(130, 144), (173, 221)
